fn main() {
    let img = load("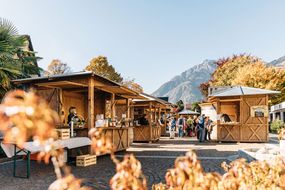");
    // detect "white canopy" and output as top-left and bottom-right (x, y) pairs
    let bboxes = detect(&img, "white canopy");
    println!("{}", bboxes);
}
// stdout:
(178, 109), (200, 115)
